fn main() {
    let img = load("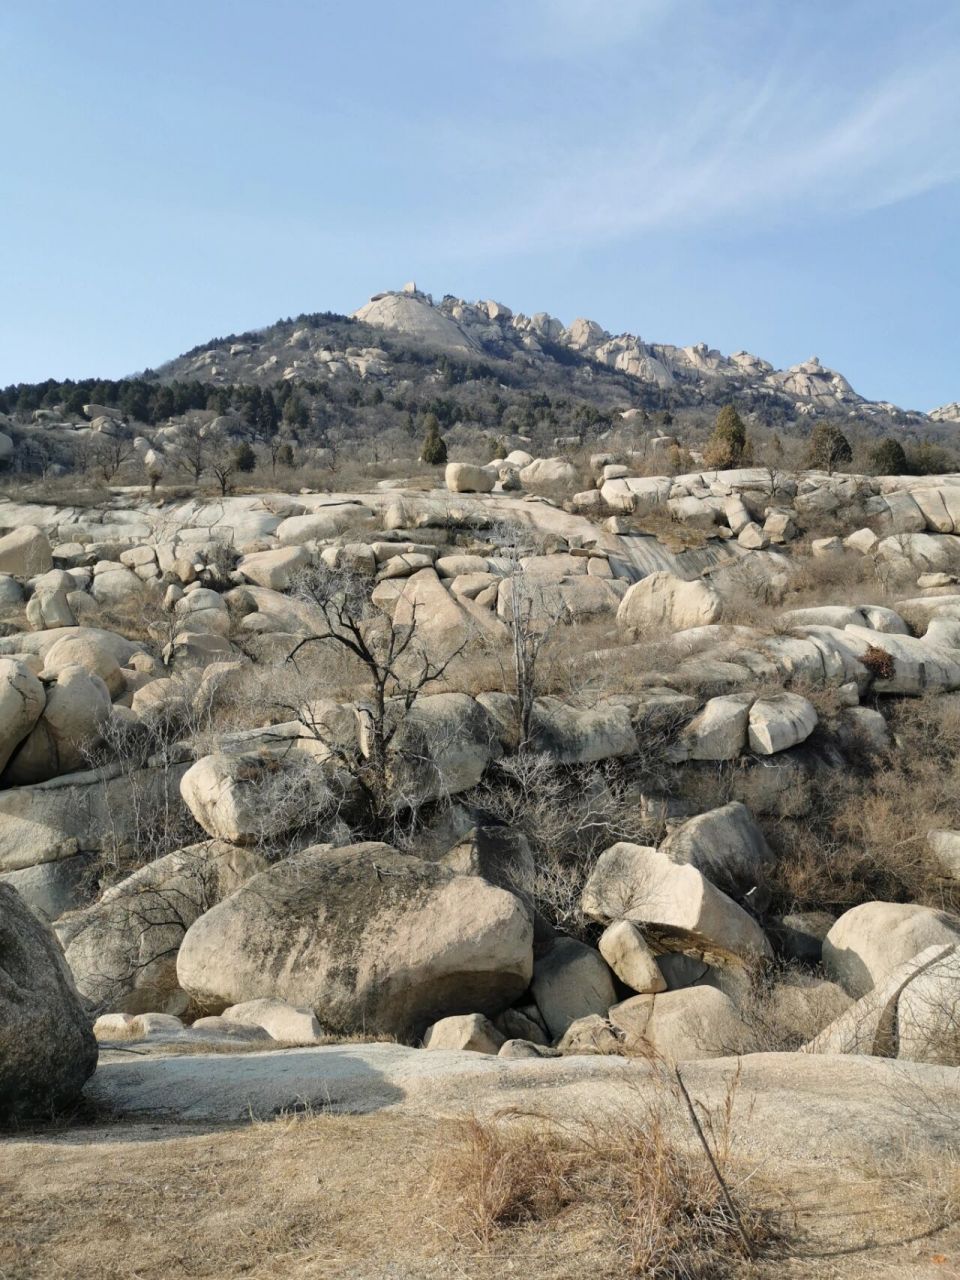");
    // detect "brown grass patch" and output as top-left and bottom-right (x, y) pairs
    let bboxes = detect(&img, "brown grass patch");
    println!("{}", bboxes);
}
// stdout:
(438, 1102), (777, 1278)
